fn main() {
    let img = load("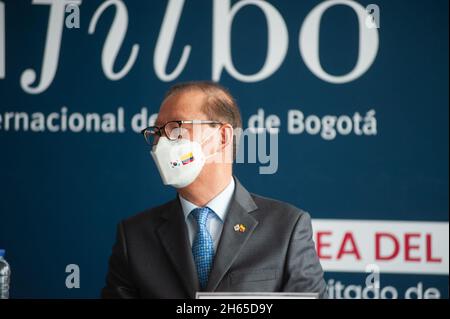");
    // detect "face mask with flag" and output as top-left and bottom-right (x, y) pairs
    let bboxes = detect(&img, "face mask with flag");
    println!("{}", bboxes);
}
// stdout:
(151, 137), (206, 188)
(151, 126), (221, 188)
